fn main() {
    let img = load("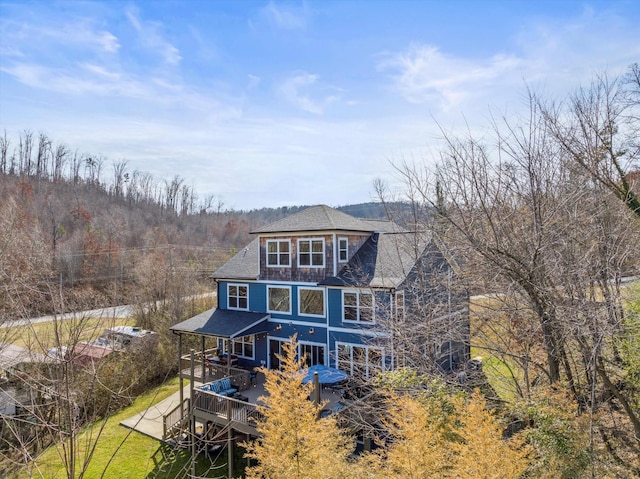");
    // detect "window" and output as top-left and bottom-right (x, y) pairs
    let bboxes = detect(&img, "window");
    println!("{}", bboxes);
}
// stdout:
(337, 342), (384, 378)
(338, 237), (348, 262)
(228, 284), (248, 310)
(232, 335), (254, 359)
(395, 291), (405, 320)
(298, 238), (325, 267)
(299, 288), (325, 317)
(267, 239), (290, 267)
(300, 343), (325, 367)
(343, 290), (374, 322)
(267, 286), (291, 314)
